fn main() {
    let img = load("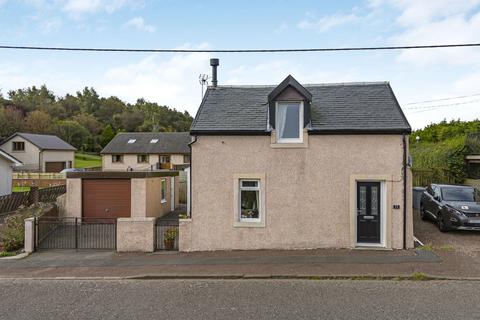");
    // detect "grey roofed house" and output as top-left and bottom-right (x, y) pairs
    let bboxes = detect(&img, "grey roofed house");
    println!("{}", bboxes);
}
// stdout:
(1, 132), (77, 151)
(101, 132), (191, 154)
(190, 75), (411, 134)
